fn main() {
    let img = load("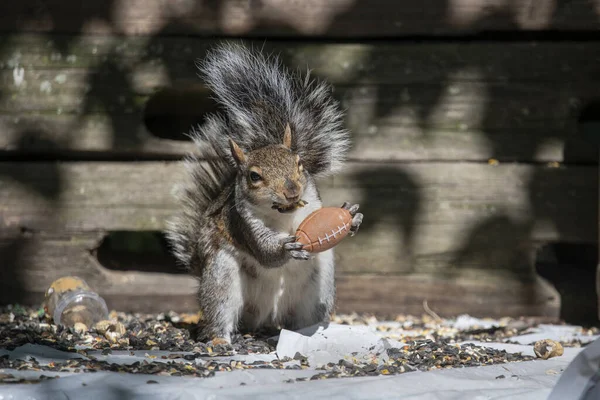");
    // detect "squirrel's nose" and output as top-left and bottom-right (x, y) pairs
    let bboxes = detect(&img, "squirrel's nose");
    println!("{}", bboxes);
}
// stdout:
(284, 193), (300, 202)
(283, 178), (301, 202)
